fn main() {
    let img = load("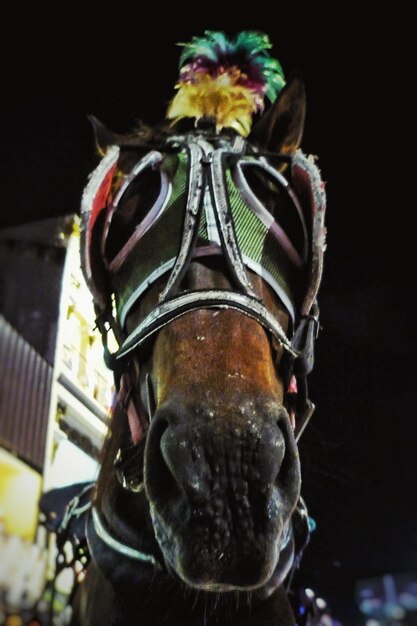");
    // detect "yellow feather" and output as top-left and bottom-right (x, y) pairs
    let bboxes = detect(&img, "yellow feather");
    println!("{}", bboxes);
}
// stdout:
(166, 74), (258, 137)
